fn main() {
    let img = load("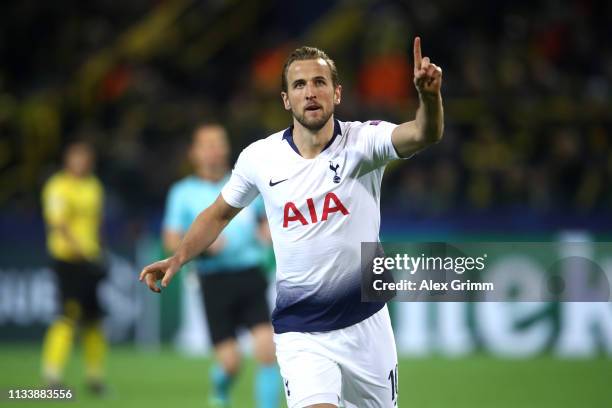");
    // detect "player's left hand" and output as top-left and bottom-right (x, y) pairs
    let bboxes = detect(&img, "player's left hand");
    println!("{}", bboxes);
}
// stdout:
(413, 36), (442, 97)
